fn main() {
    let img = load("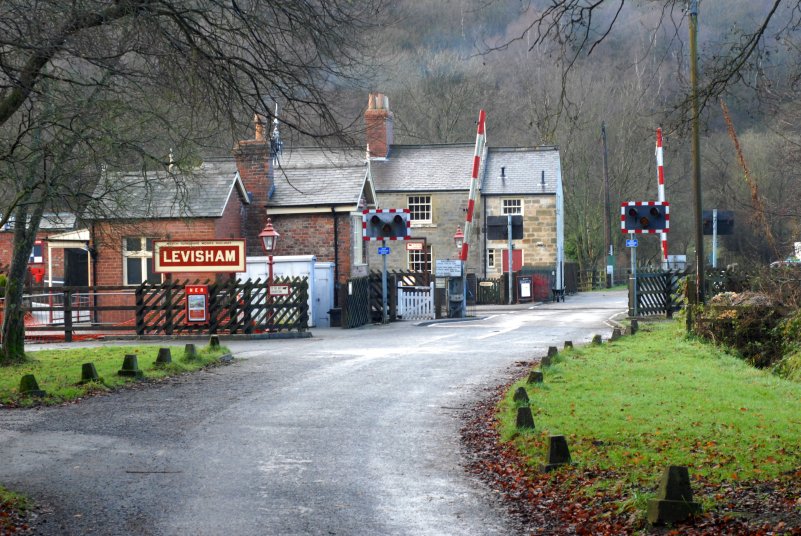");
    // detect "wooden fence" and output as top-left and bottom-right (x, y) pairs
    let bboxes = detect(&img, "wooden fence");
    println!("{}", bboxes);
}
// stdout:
(631, 270), (687, 317)
(340, 276), (371, 329)
(0, 277), (309, 342)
